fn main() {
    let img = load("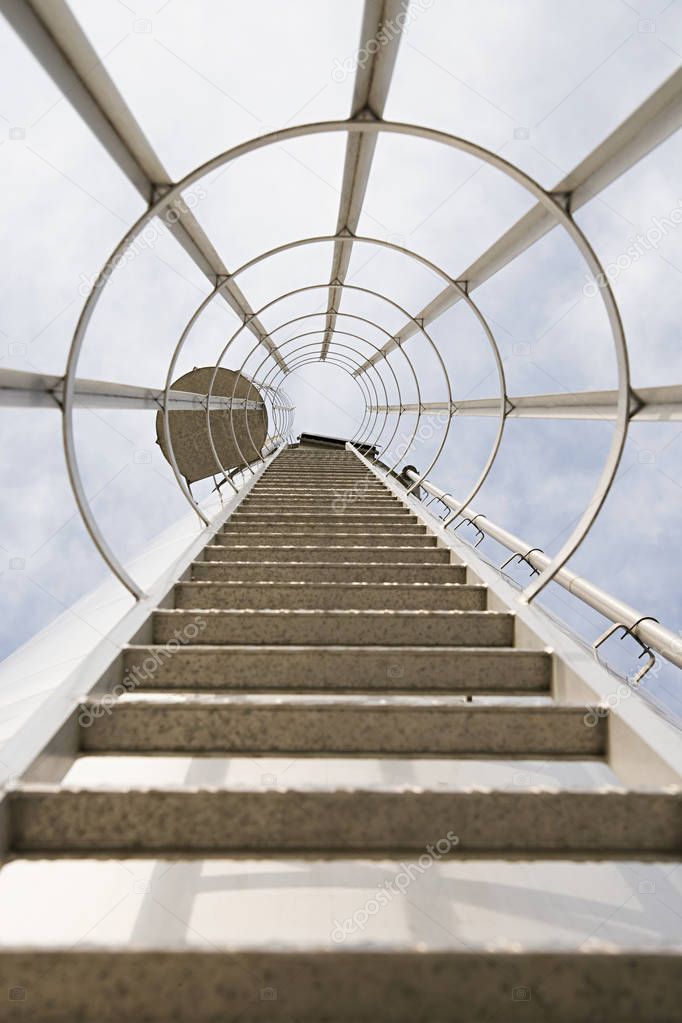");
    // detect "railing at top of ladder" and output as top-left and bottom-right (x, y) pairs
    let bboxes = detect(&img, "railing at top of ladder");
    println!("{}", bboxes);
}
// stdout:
(394, 465), (682, 682)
